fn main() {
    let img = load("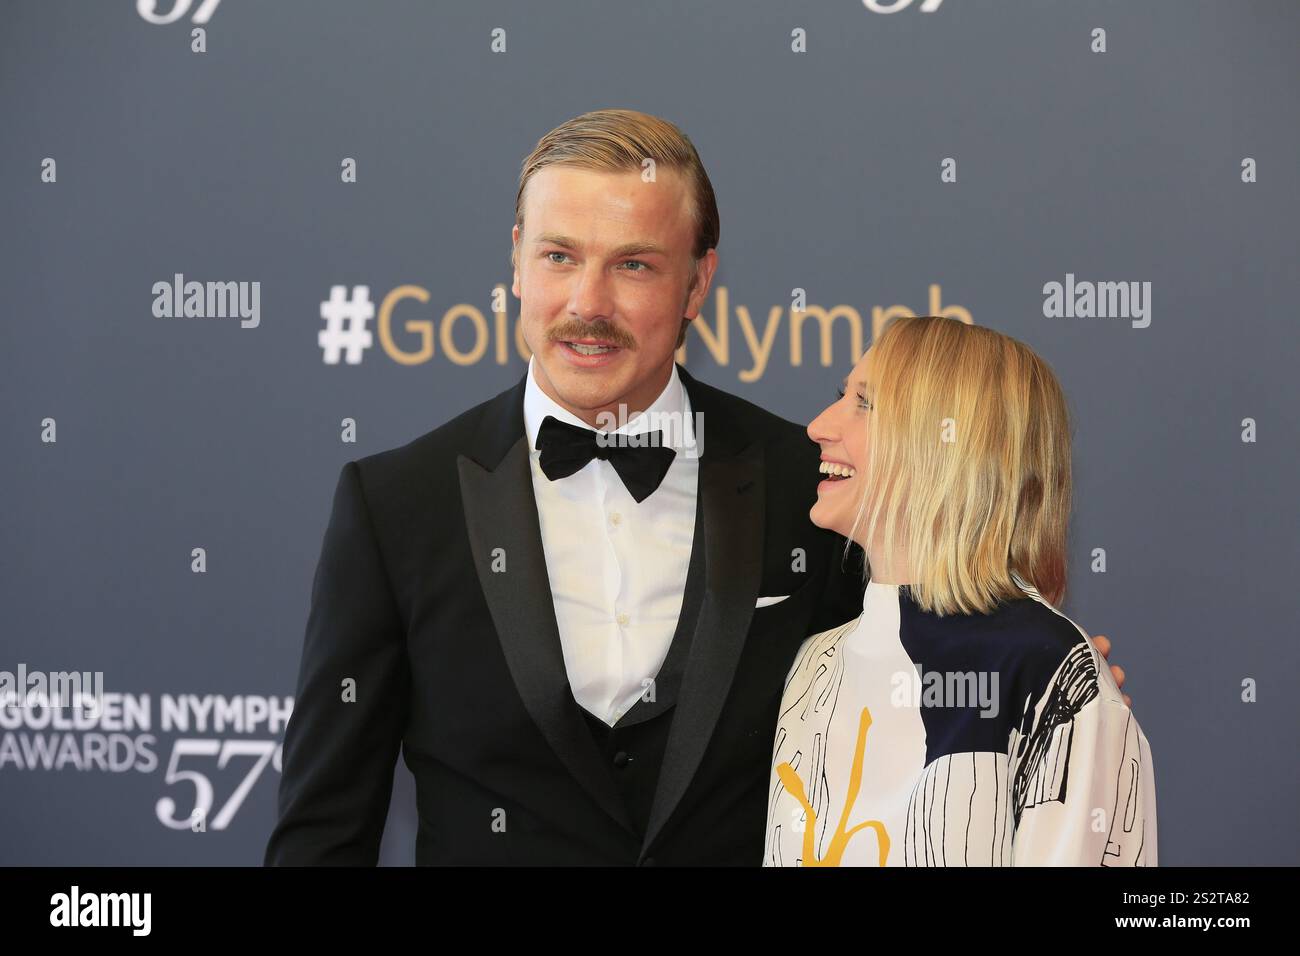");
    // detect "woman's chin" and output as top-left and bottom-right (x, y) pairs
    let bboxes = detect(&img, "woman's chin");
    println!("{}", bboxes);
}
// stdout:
(808, 503), (838, 534)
